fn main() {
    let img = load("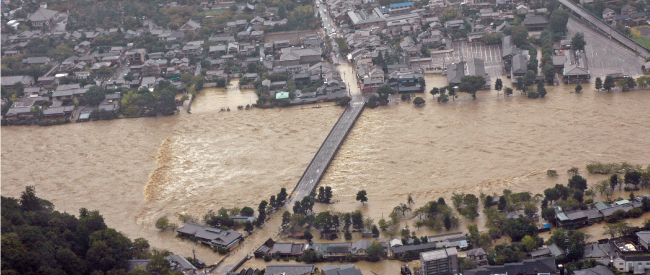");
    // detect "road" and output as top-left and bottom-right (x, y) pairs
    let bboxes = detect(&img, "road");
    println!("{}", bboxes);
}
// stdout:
(567, 18), (646, 77)
(287, 94), (366, 205)
(557, 0), (650, 58)
(317, 0), (346, 64)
